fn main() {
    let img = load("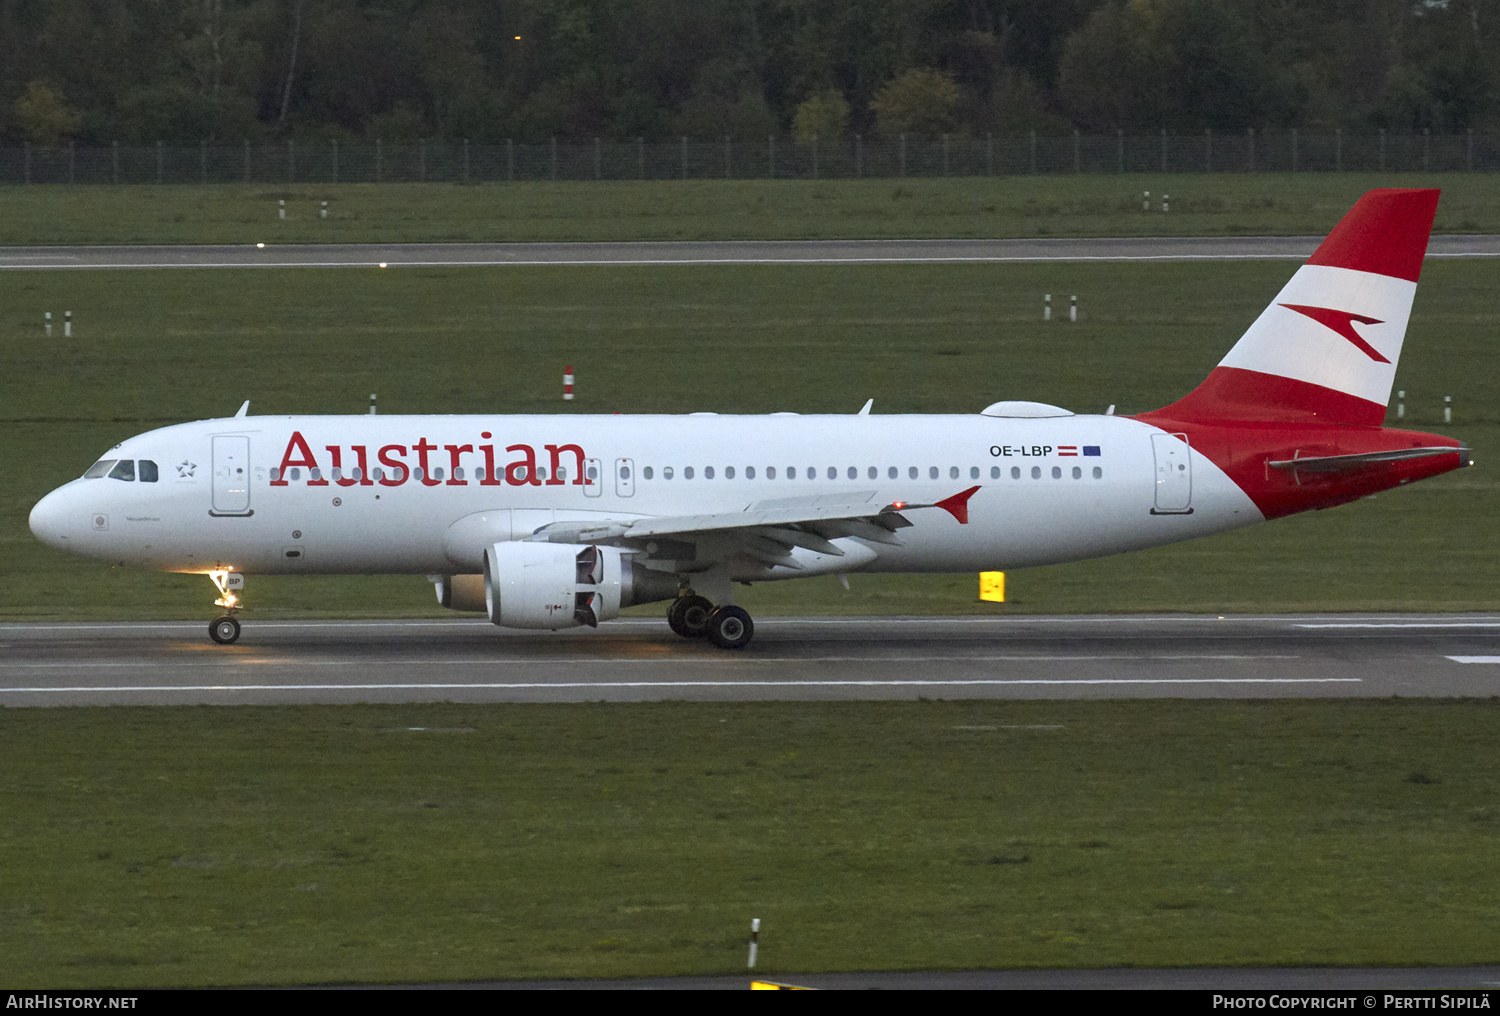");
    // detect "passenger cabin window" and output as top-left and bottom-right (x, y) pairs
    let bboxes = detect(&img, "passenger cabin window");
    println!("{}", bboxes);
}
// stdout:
(663, 467), (674, 480)
(684, 466), (695, 479)
(644, 466), (654, 480)
(83, 459), (117, 479)
(747, 466), (757, 479)
(726, 466), (736, 479)
(990, 466), (1001, 479)
(139, 460), (159, 482)
(108, 460), (136, 481)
